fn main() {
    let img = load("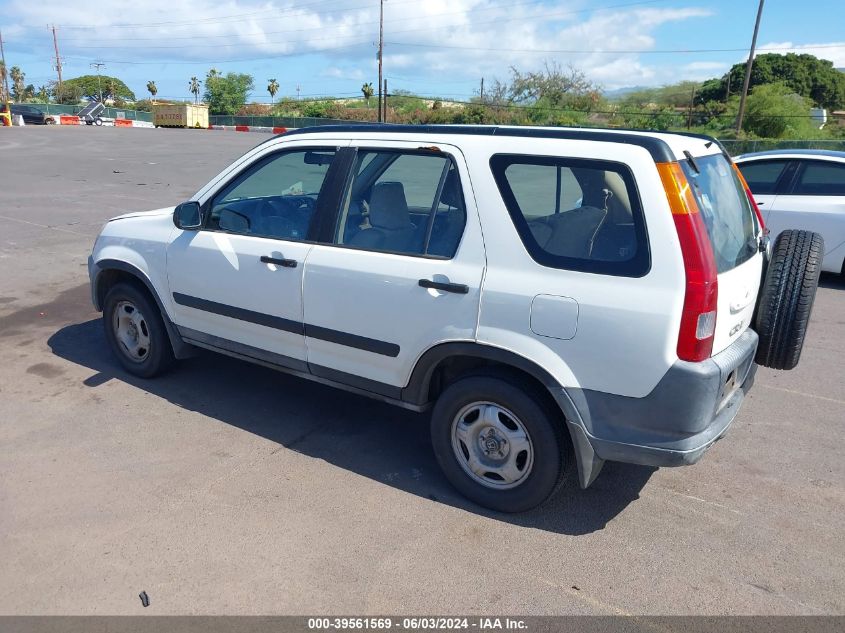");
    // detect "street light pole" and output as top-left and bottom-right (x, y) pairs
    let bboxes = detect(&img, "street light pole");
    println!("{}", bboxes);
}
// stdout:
(90, 62), (105, 103)
(736, 0), (765, 134)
